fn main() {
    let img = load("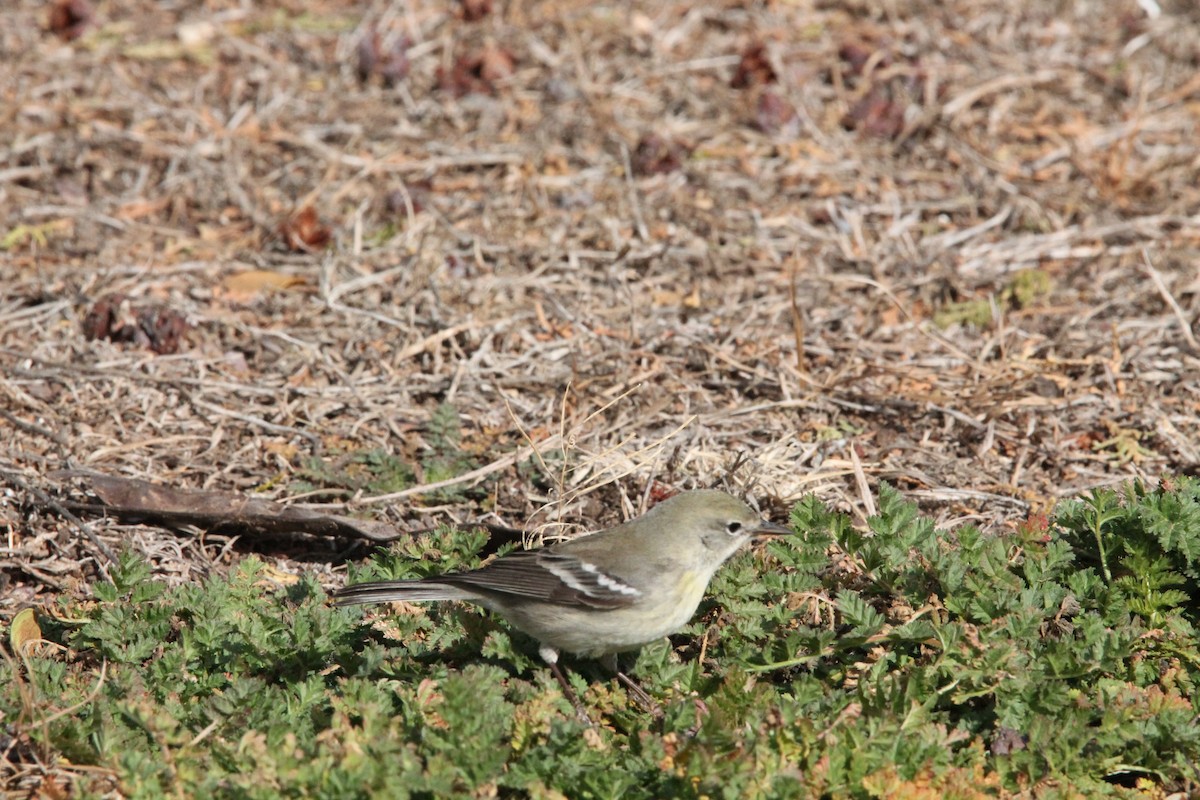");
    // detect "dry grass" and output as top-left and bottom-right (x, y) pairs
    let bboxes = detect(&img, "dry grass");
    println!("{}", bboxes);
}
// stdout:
(2, 0), (1200, 785)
